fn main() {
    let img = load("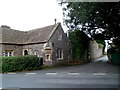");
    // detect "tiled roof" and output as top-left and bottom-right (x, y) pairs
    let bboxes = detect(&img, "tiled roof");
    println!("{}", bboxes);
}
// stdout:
(1, 28), (26, 44)
(0, 23), (60, 44)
